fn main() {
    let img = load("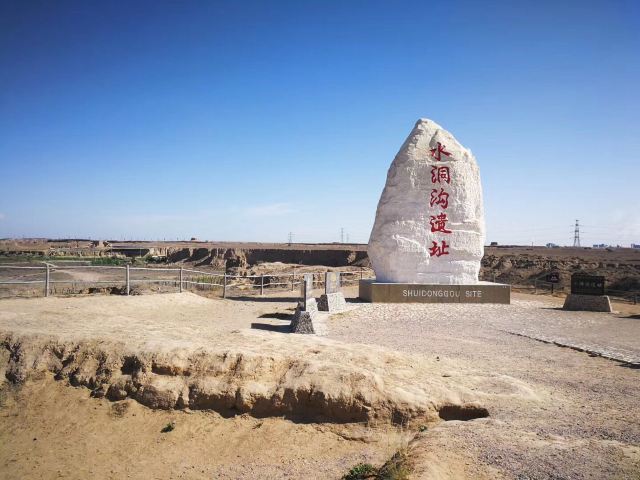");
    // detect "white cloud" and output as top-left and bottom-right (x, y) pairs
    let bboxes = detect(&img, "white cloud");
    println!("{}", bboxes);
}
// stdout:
(244, 203), (295, 217)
